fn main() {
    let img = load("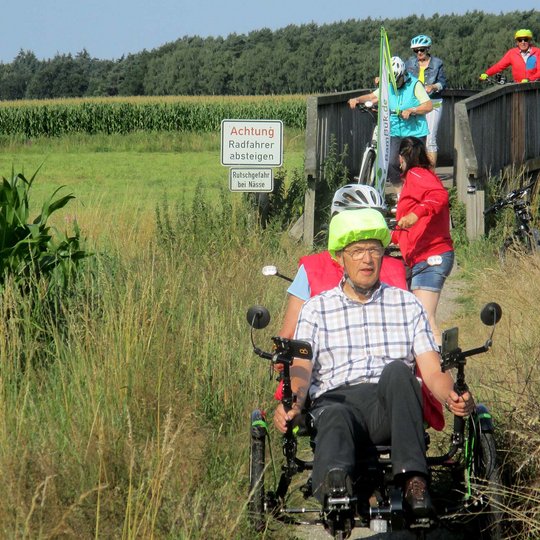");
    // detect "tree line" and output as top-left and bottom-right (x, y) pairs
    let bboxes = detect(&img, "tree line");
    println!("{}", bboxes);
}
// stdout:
(0, 10), (538, 100)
